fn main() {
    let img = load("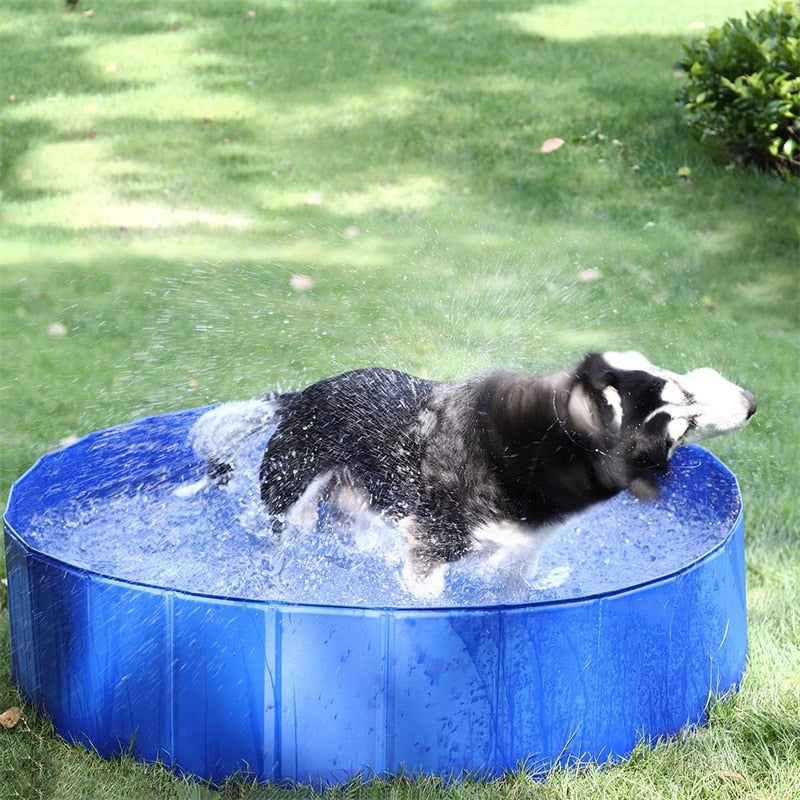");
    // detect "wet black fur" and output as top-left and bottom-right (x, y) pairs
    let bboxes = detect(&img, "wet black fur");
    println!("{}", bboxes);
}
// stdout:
(258, 354), (681, 570)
